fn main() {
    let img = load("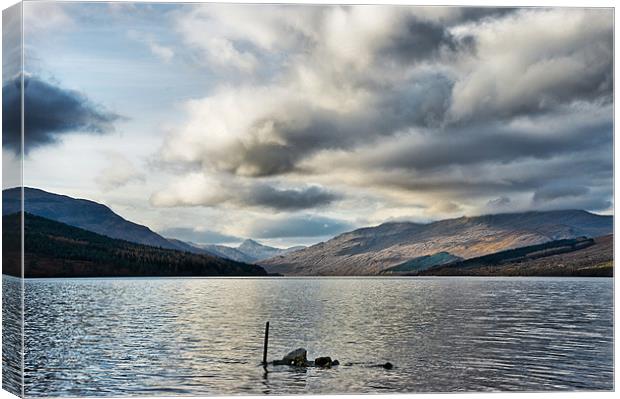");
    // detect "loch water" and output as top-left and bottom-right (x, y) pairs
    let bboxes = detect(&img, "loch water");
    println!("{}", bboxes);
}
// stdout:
(2, 276), (614, 396)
